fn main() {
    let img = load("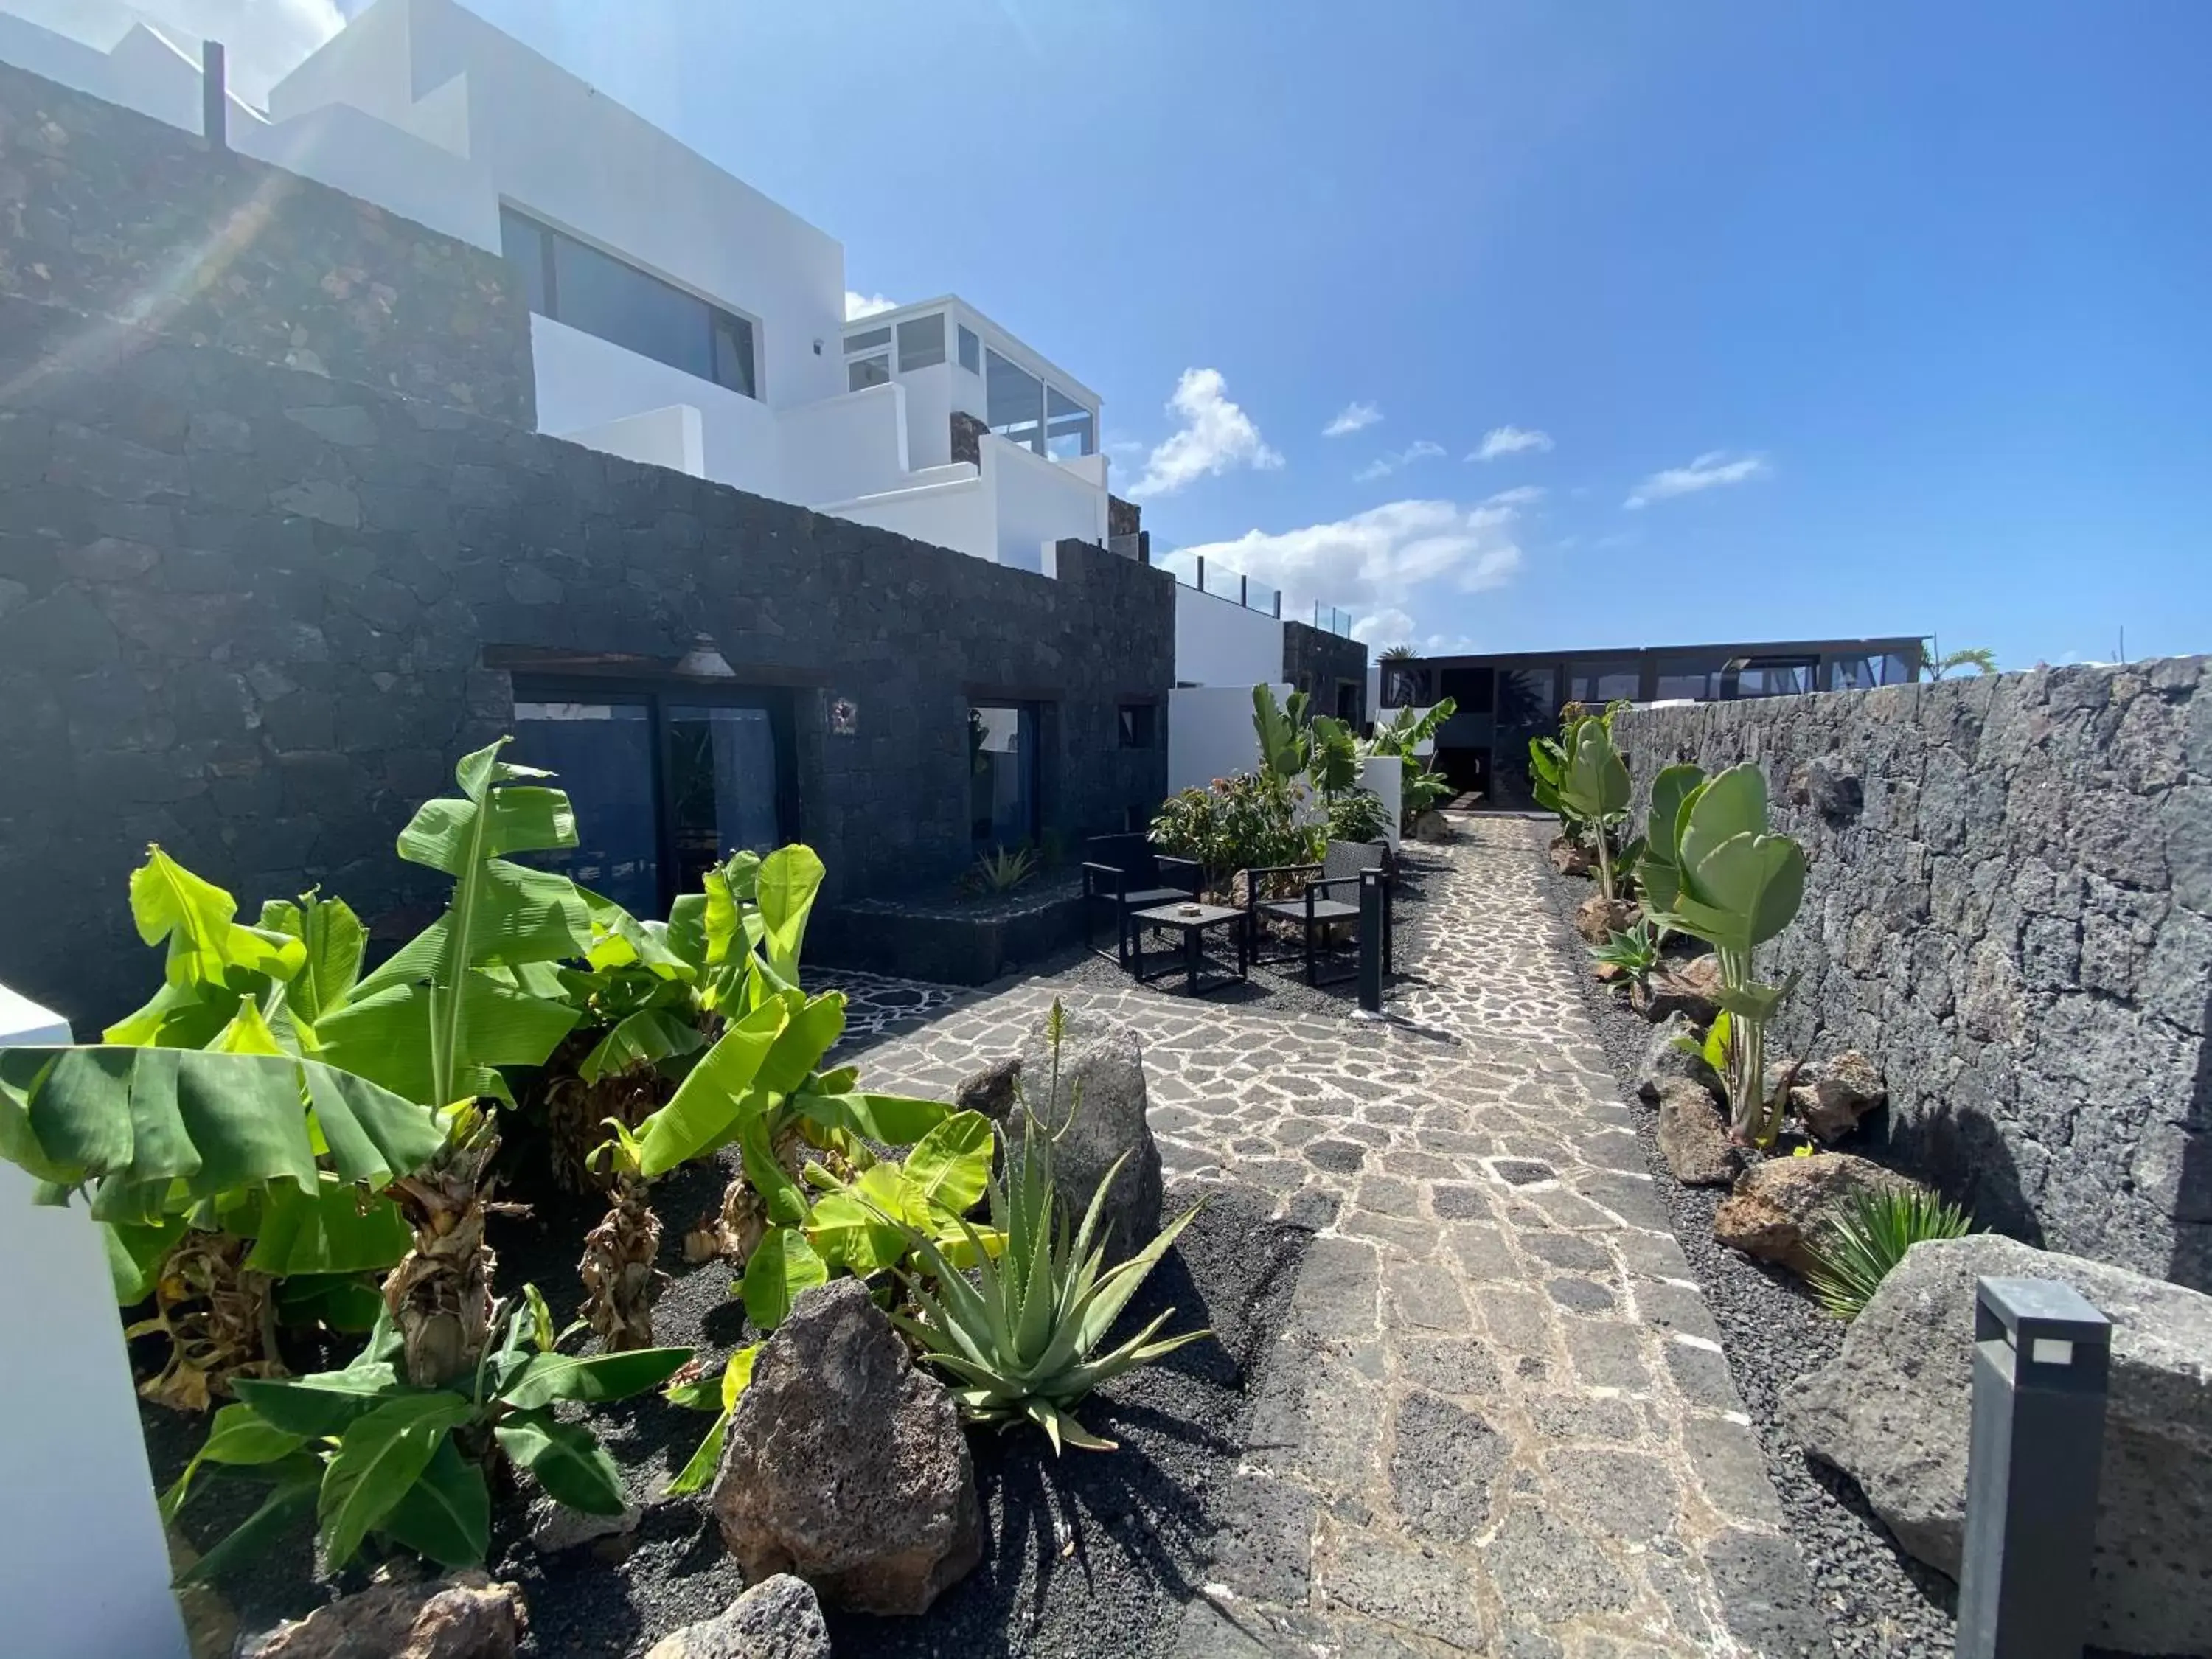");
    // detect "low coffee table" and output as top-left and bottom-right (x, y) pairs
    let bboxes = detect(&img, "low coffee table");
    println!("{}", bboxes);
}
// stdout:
(1129, 900), (1248, 996)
